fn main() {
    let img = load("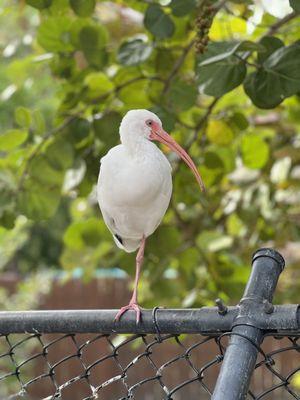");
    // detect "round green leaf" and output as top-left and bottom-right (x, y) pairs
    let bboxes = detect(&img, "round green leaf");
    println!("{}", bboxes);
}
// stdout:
(257, 36), (284, 64)
(241, 133), (269, 169)
(84, 72), (114, 98)
(26, 0), (52, 9)
(18, 181), (60, 220)
(207, 120), (234, 145)
(144, 5), (175, 39)
(15, 107), (32, 129)
(37, 17), (74, 52)
(66, 118), (91, 145)
(70, 0), (95, 17)
(45, 138), (74, 171)
(79, 25), (108, 67)
(118, 39), (152, 66)
(196, 43), (247, 97)
(30, 156), (63, 186)
(0, 130), (28, 151)
(245, 43), (300, 109)
(170, 0), (196, 17)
